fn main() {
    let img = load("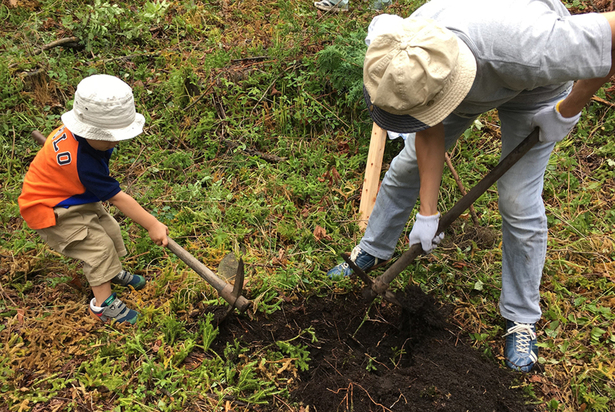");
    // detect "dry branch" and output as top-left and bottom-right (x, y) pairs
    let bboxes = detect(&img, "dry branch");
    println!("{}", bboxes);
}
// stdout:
(591, 95), (615, 108)
(231, 56), (269, 63)
(224, 140), (287, 163)
(32, 37), (81, 55)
